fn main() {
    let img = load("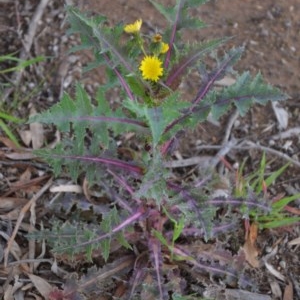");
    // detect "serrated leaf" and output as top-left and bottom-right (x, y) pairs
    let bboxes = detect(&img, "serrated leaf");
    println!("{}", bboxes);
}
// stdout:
(67, 7), (134, 73)
(194, 47), (244, 104)
(187, 0), (209, 7)
(29, 92), (74, 132)
(149, 0), (175, 22)
(209, 71), (289, 119)
(125, 93), (186, 145)
(116, 232), (132, 250)
(126, 75), (149, 99)
(209, 90), (231, 120)
(166, 39), (227, 89)
(145, 106), (165, 145)
(78, 255), (135, 295)
(180, 17), (206, 30)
